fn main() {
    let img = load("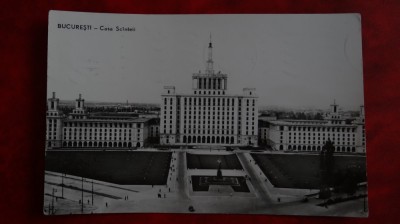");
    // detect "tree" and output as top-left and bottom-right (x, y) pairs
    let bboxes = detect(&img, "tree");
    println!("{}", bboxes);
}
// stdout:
(319, 140), (335, 199)
(314, 112), (324, 120)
